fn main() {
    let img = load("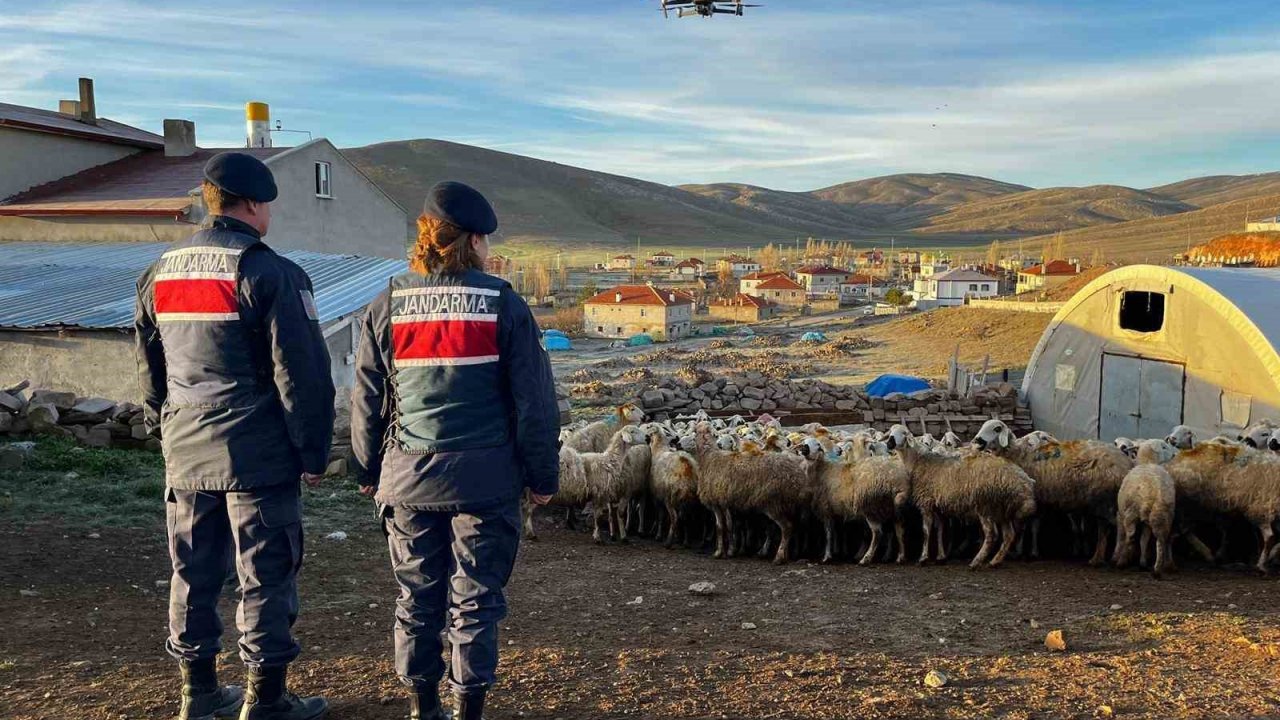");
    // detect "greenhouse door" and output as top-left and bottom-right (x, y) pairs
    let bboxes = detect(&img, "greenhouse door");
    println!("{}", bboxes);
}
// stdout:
(1099, 354), (1184, 440)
